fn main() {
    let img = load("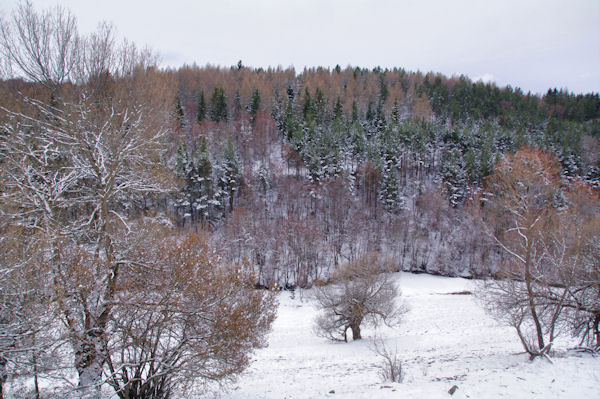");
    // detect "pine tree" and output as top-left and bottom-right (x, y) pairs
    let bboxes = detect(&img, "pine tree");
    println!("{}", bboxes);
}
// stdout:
(175, 95), (185, 130)
(197, 91), (206, 123)
(210, 87), (228, 123)
(333, 96), (344, 120)
(248, 88), (261, 126)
